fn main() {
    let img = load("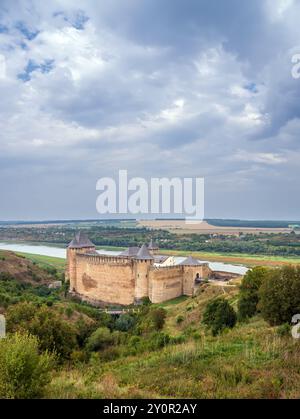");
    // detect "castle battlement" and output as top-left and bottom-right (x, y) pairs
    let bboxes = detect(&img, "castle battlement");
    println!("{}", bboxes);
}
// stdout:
(77, 253), (134, 266)
(149, 265), (183, 271)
